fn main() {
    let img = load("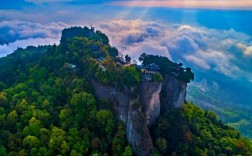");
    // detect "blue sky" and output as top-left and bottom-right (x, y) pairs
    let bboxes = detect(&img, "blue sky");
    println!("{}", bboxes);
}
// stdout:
(2, 0), (252, 9)
(1, 0), (252, 107)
